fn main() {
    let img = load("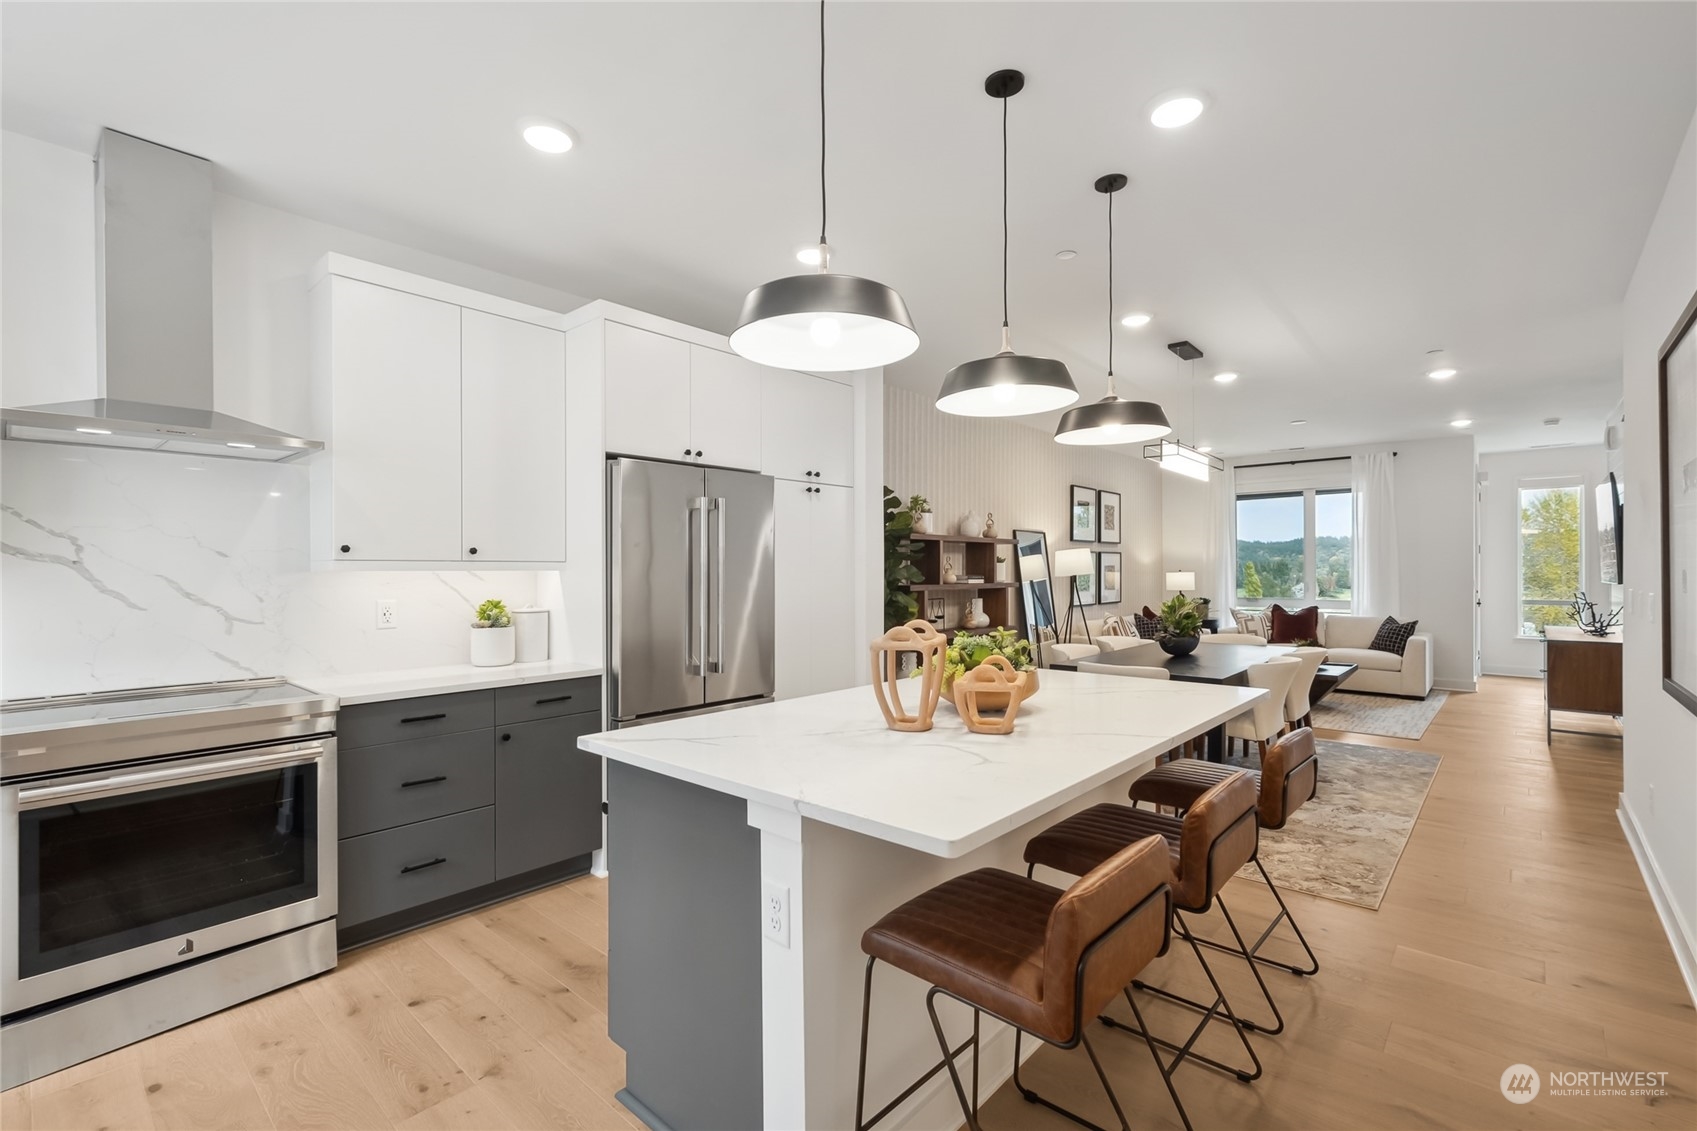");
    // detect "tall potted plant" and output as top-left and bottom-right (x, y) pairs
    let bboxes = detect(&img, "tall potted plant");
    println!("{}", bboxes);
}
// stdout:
(1154, 593), (1204, 657)
(884, 487), (924, 628)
